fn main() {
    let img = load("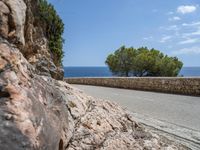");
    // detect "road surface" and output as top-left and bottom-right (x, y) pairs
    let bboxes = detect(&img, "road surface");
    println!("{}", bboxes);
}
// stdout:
(73, 84), (200, 131)
(72, 84), (200, 148)
(72, 84), (200, 149)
